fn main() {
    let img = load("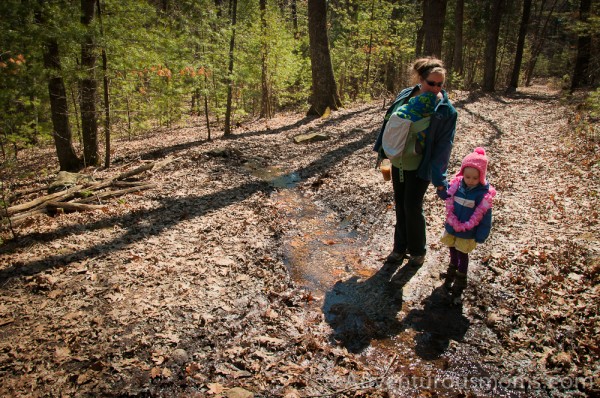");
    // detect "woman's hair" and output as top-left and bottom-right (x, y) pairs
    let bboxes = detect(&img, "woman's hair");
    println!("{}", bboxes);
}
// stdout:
(411, 57), (446, 82)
